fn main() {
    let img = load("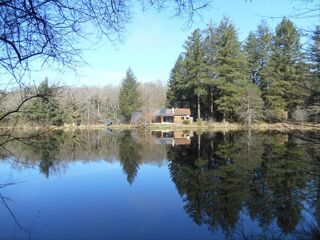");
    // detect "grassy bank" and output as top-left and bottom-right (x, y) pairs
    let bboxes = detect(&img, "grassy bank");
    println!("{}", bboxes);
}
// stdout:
(142, 122), (320, 132)
(1, 122), (320, 132)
